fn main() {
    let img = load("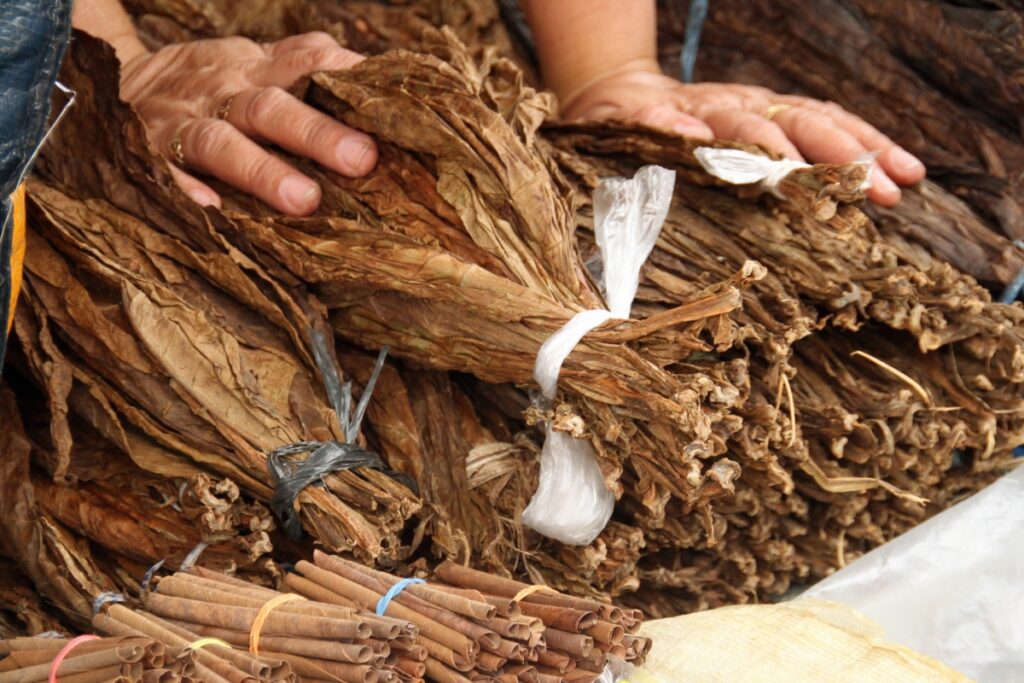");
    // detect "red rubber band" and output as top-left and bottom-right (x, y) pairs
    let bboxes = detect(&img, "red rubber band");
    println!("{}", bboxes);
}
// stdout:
(48, 634), (100, 683)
